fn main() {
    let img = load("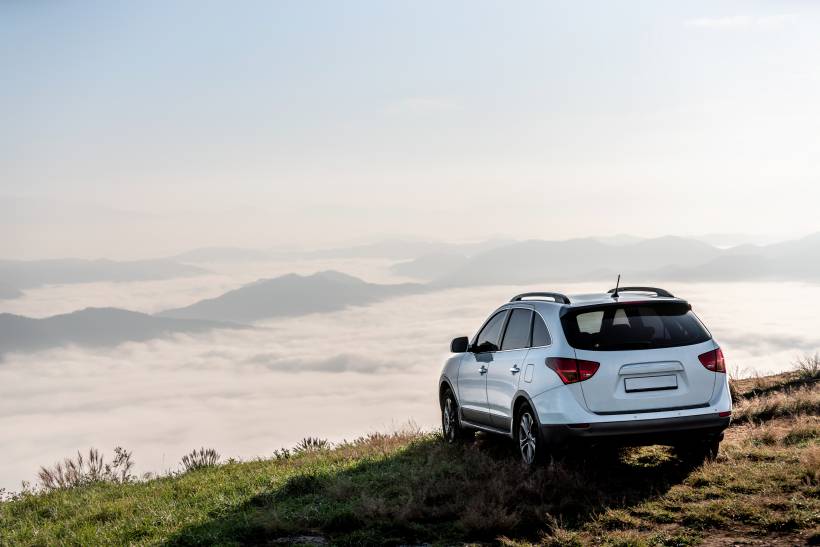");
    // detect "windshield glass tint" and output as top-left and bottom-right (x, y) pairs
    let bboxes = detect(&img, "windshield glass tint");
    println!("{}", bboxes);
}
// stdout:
(501, 309), (532, 350)
(561, 302), (711, 351)
(474, 311), (507, 353)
